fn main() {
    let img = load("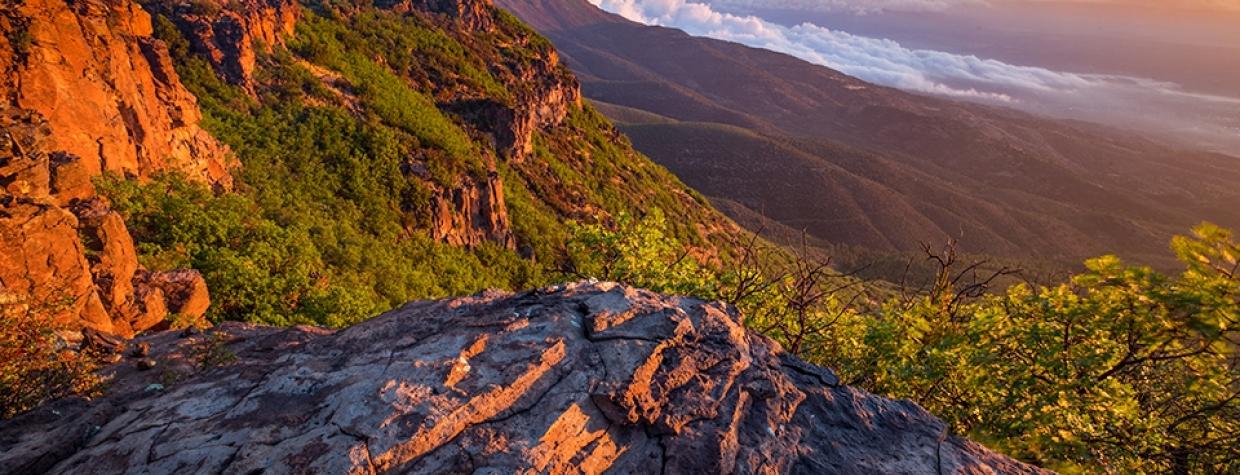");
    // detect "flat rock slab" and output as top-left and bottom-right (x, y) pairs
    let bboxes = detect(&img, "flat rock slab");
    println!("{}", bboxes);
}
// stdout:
(0, 282), (1050, 474)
